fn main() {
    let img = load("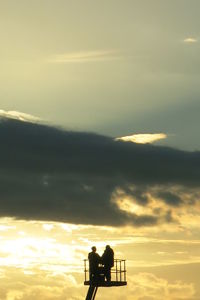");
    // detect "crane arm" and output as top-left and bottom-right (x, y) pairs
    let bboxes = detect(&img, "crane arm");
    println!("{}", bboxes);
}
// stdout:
(85, 286), (98, 300)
